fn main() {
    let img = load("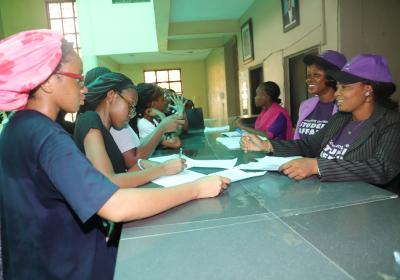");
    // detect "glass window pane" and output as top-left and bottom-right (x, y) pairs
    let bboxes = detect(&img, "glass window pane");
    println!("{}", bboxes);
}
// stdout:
(61, 2), (74, 18)
(50, 19), (63, 33)
(49, 3), (61, 18)
(63, 18), (75, 33)
(156, 70), (168, 82)
(144, 71), (156, 83)
(157, 82), (169, 89)
(169, 70), (181, 81)
(73, 3), (78, 17)
(64, 34), (77, 48)
(170, 82), (182, 93)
